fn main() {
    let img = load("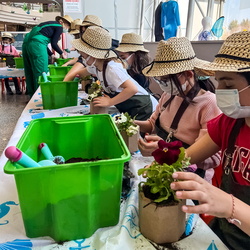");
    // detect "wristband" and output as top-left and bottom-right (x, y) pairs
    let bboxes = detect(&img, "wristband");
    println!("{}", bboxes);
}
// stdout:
(227, 194), (241, 225)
